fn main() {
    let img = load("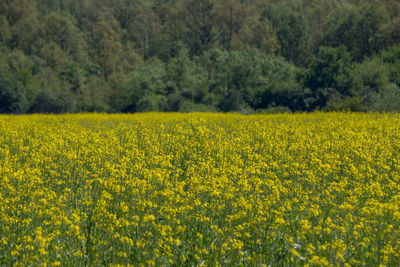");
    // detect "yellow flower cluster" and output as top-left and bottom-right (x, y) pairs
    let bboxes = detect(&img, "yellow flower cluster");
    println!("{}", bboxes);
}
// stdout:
(0, 112), (399, 266)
